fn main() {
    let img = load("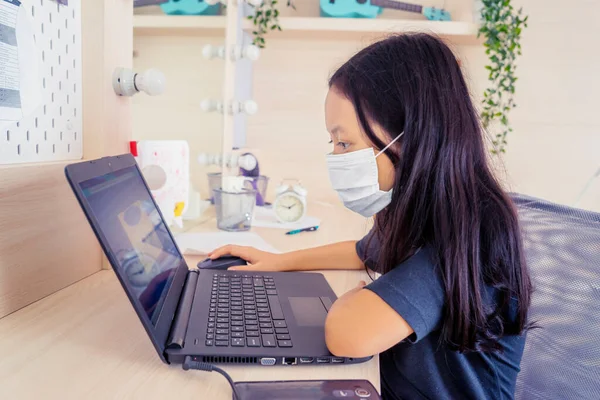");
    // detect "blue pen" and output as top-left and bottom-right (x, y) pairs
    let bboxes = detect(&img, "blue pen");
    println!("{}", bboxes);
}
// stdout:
(285, 226), (319, 235)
